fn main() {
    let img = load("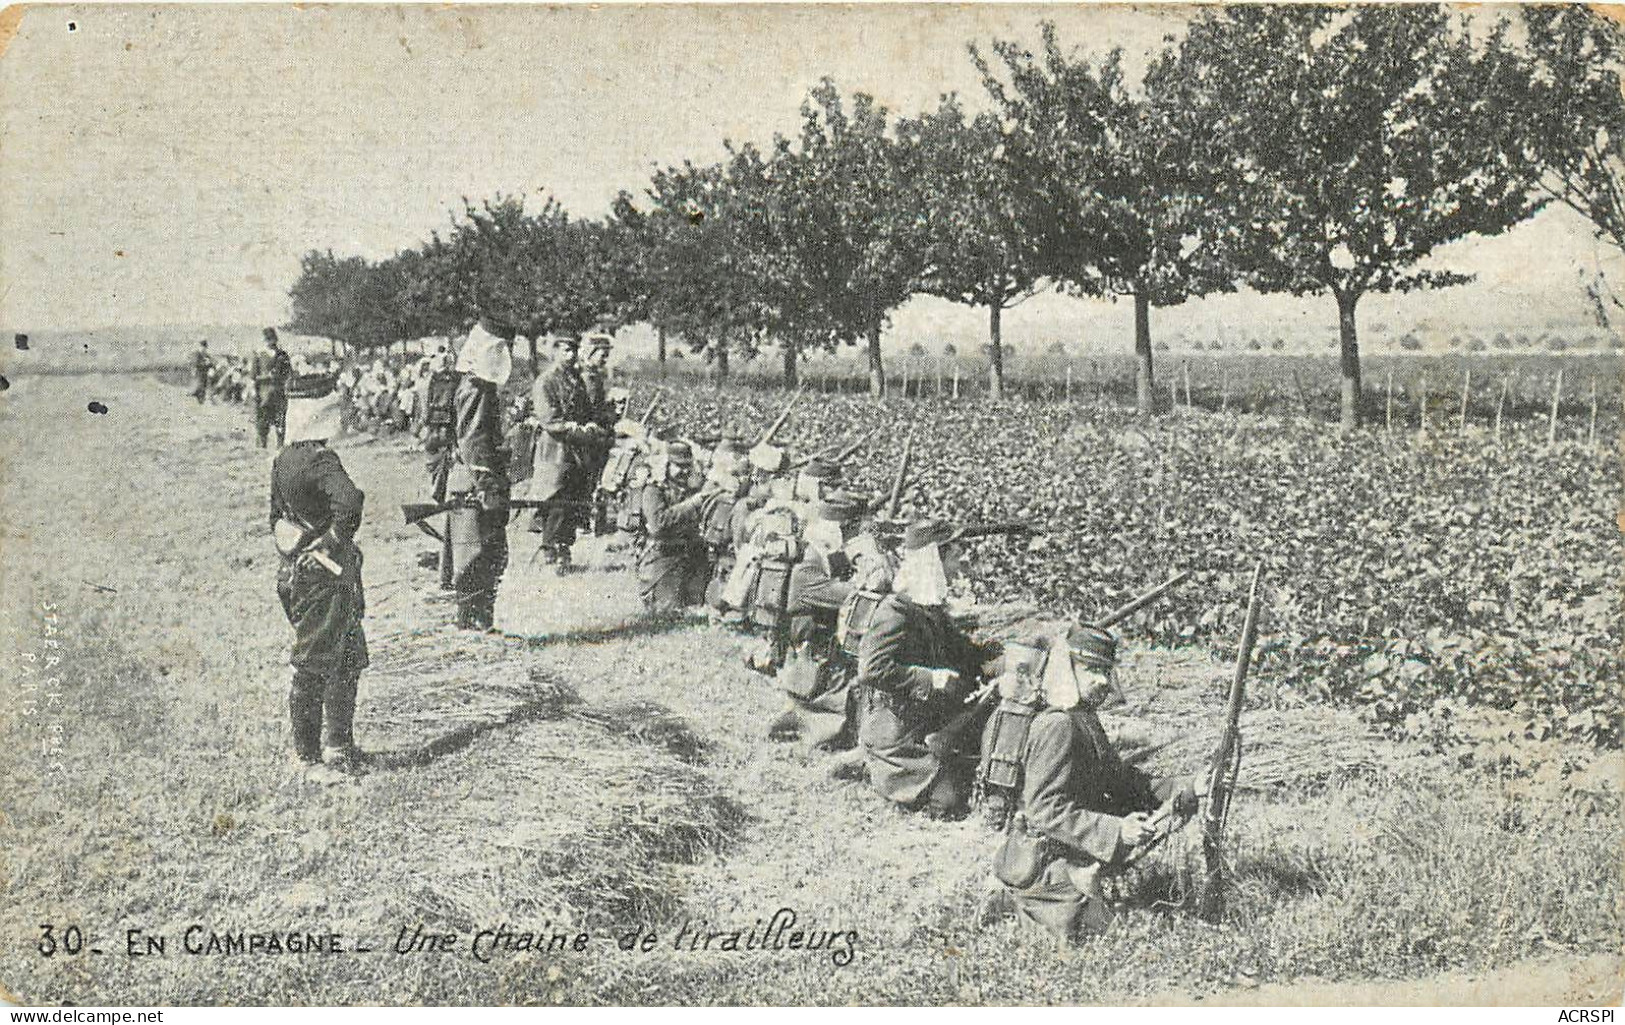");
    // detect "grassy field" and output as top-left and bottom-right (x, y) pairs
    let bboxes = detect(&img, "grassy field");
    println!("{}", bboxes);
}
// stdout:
(0, 372), (1618, 1005)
